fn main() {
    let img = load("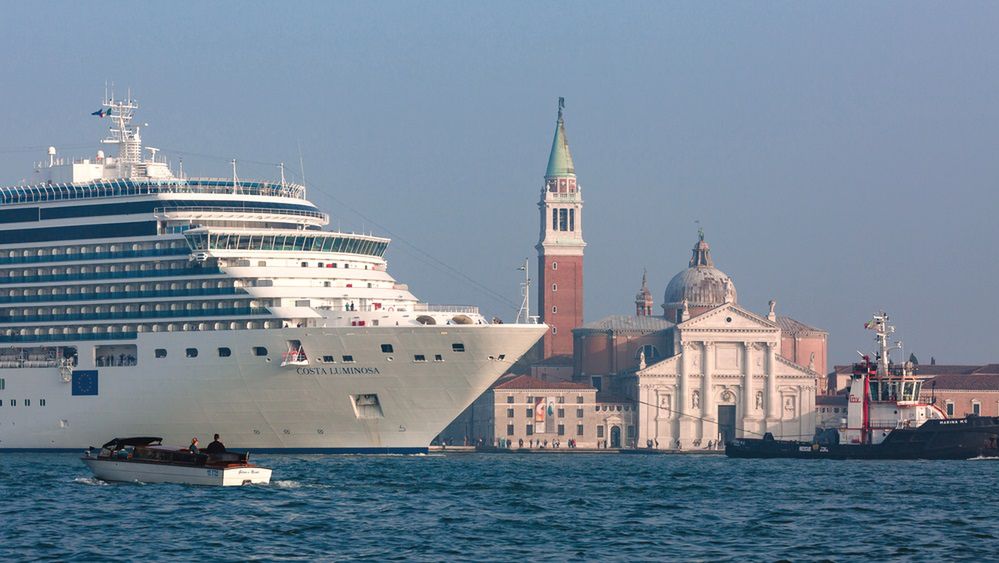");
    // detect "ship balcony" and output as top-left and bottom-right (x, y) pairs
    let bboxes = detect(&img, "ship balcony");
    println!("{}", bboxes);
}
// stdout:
(0, 307), (270, 324)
